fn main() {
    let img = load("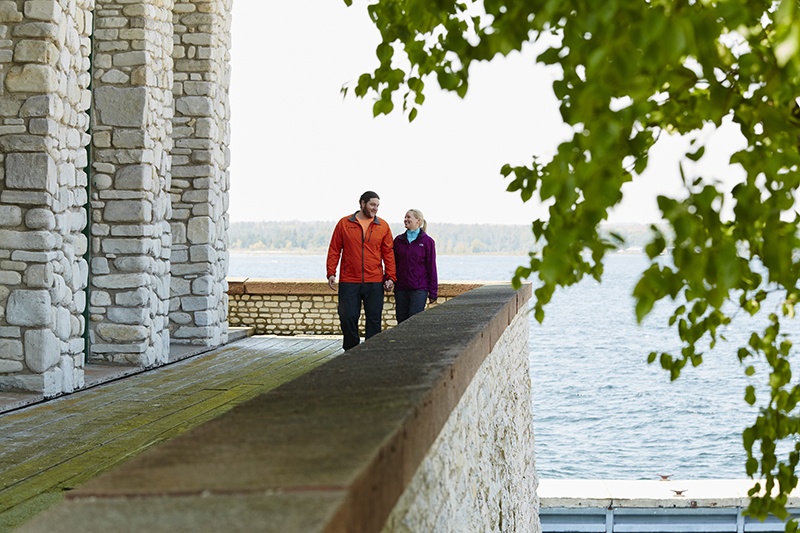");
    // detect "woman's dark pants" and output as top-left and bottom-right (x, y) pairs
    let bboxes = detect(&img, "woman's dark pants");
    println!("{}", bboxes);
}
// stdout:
(338, 282), (384, 350)
(394, 289), (428, 324)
